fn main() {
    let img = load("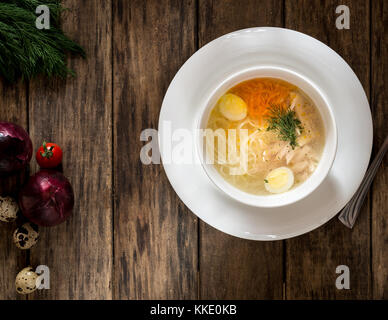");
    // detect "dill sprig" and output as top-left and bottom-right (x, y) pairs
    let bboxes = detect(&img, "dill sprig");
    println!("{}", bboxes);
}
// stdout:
(266, 105), (303, 149)
(0, 0), (85, 83)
